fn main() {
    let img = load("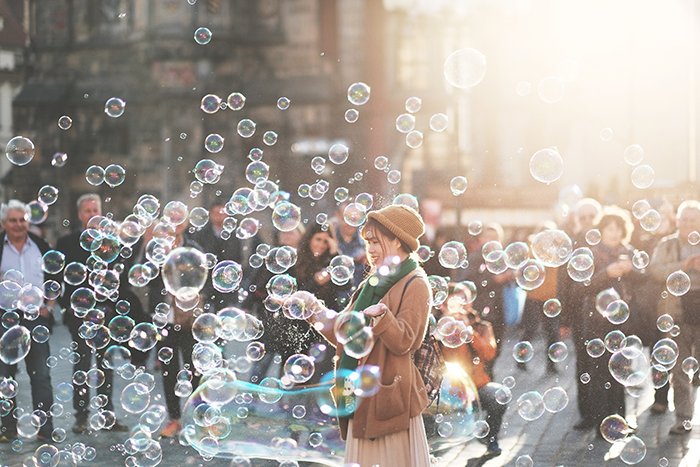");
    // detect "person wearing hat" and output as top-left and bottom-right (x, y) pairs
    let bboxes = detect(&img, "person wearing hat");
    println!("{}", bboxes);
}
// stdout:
(308, 204), (432, 466)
